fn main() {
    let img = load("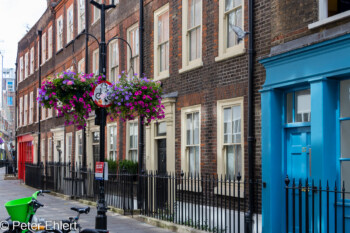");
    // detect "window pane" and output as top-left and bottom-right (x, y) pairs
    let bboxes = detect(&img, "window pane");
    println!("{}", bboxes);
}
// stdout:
(340, 79), (350, 118)
(134, 123), (138, 148)
(195, 146), (200, 175)
(226, 145), (234, 179)
(286, 92), (293, 123)
(130, 124), (134, 148)
(341, 162), (350, 199)
(188, 0), (194, 28)
(341, 120), (350, 159)
(189, 147), (195, 175)
(233, 105), (241, 143)
(295, 89), (311, 122)
(234, 145), (242, 178)
(194, 0), (201, 26)
(225, 0), (233, 11)
(224, 108), (232, 143)
(189, 28), (200, 61)
(194, 112), (199, 144)
(157, 122), (167, 136)
(186, 113), (192, 145)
